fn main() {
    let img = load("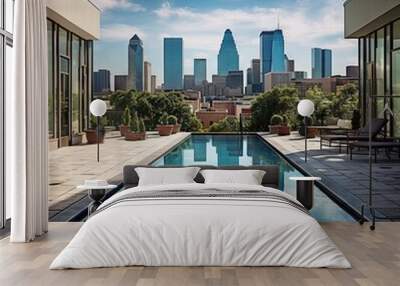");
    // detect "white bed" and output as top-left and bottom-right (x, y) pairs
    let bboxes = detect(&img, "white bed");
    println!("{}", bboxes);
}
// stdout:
(50, 183), (351, 269)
